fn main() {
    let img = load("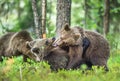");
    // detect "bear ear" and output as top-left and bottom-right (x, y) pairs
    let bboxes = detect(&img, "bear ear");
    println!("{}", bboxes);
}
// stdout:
(63, 23), (71, 31)
(26, 41), (32, 49)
